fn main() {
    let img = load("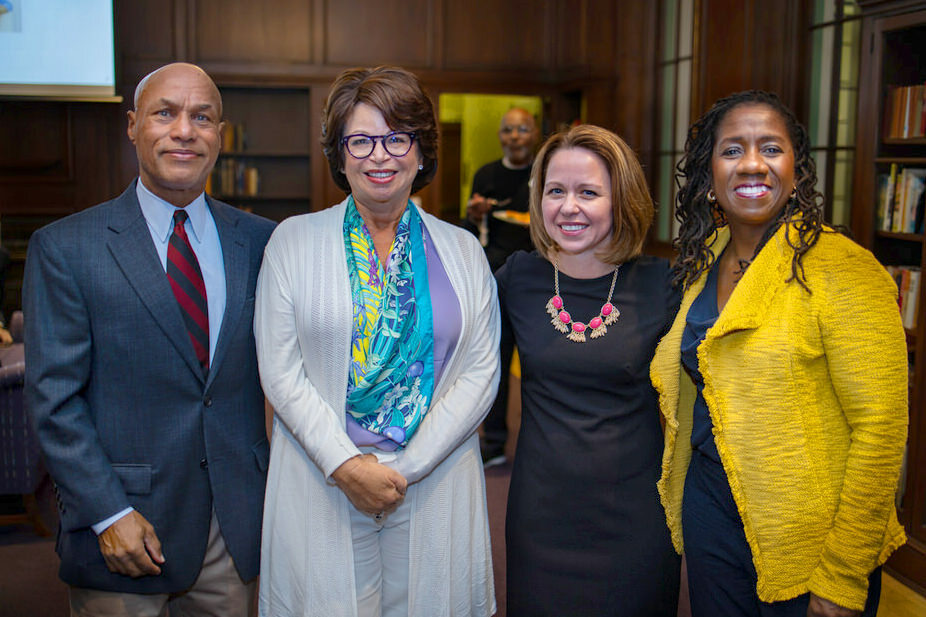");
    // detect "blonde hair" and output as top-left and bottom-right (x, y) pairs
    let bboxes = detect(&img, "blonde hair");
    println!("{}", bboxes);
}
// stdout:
(528, 124), (654, 264)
